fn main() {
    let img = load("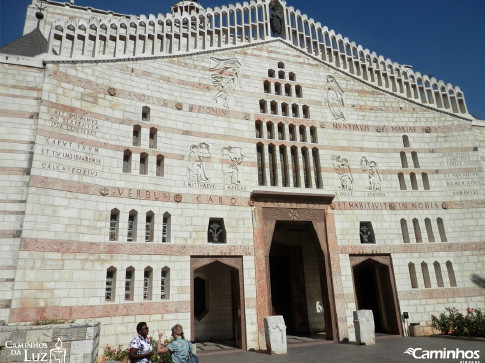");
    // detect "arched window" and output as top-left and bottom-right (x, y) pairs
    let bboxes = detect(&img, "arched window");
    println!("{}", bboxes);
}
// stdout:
(105, 266), (117, 301)
(437, 218), (447, 242)
(270, 100), (278, 115)
(266, 122), (275, 139)
(162, 212), (171, 243)
(398, 173), (407, 190)
(301, 147), (311, 188)
(289, 72), (296, 81)
(424, 218), (435, 242)
(281, 102), (289, 116)
(109, 208), (120, 241)
(263, 80), (271, 93)
(422, 173), (430, 190)
(156, 155), (164, 177)
(412, 218), (422, 243)
(312, 148), (322, 189)
(161, 267), (170, 299)
(410, 173), (418, 190)
(402, 135), (410, 147)
(289, 124), (296, 141)
(255, 120), (263, 138)
(400, 152), (408, 168)
(421, 262), (431, 288)
(127, 210), (138, 242)
(277, 123), (285, 140)
(143, 267), (153, 300)
(401, 219), (410, 243)
(142, 106), (150, 121)
(408, 263), (418, 288)
(277, 62), (285, 69)
(257, 143), (266, 186)
(125, 266), (135, 301)
(446, 261), (457, 287)
(268, 144), (277, 186)
(310, 126), (317, 143)
(302, 105), (310, 119)
(139, 153), (148, 175)
(274, 82), (282, 95)
(149, 127), (157, 148)
(123, 150), (132, 173)
(433, 261), (444, 287)
(145, 211), (154, 242)
(268, 69), (275, 78)
(194, 276), (206, 320)
(292, 103), (299, 117)
(259, 99), (267, 114)
(133, 125), (141, 146)
(411, 151), (420, 168)
(295, 85), (303, 97)
(291, 146), (300, 187)
(299, 125), (306, 142)
(279, 146), (289, 187)
(284, 83), (291, 97)
(278, 70), (285, 79)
